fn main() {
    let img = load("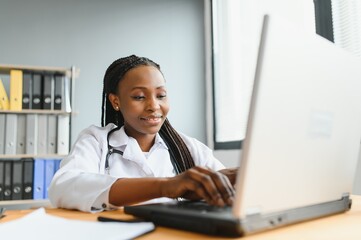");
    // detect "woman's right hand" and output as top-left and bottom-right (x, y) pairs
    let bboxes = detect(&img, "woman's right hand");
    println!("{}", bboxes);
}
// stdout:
(162, 166), (235, 207)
